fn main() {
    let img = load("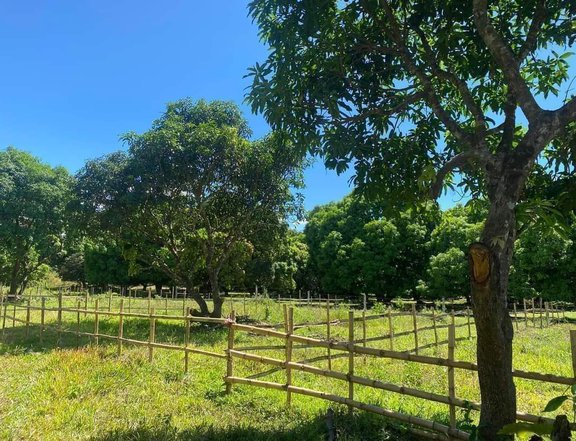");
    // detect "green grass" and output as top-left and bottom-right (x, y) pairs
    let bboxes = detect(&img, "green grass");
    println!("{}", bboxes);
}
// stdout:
(0, 294), (572, 440)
